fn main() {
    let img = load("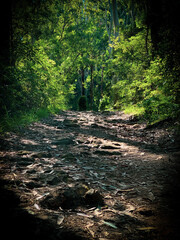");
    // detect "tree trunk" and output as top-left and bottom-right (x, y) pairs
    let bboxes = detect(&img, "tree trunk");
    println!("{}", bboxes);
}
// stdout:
(105, 1), (113, 55)
(145, 26), (149, 58)
(81, 67), (85, 96)
(112, 0), (119, 38)
(90, 64), (94, 109)
(101, 66), (104, 98)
